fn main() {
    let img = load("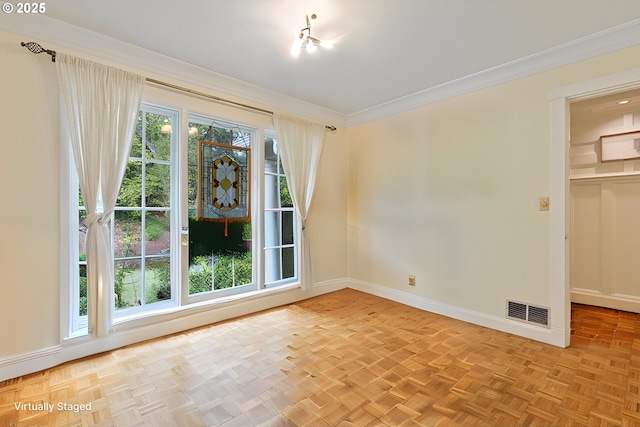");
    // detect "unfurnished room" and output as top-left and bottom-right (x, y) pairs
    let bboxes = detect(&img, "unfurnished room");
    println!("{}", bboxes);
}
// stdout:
(2, 1), (640, 425)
